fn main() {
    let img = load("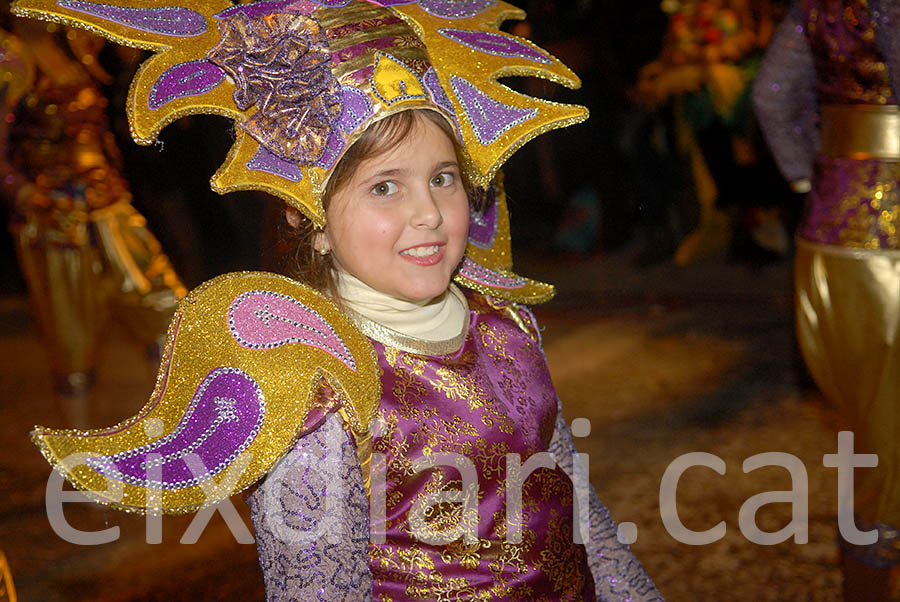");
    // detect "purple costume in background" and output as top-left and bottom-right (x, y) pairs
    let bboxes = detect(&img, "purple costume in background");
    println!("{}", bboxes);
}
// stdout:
(754, 0), (900, 569)
(248, 291), (663, 601)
